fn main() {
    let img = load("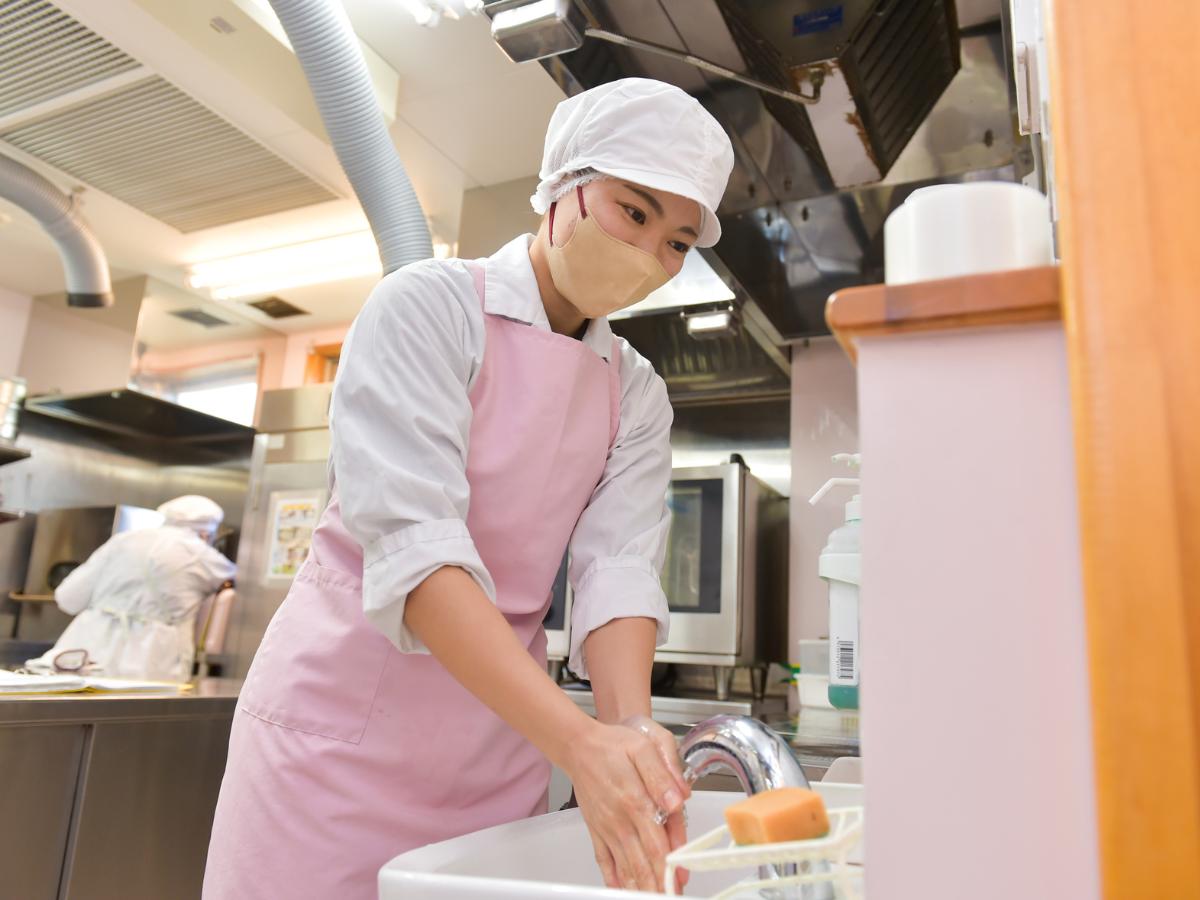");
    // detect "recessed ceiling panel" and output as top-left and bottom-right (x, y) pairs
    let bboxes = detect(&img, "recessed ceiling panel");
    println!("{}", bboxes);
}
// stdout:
(2, 75), (337, 231)
(0, 0), (141, 117)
